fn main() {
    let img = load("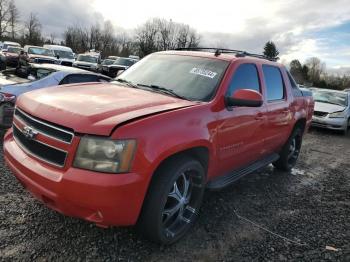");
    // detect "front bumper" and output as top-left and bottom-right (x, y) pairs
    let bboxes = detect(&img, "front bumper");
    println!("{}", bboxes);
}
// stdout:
(3, 129), (148, 226)
(311, 116), (348, 131)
